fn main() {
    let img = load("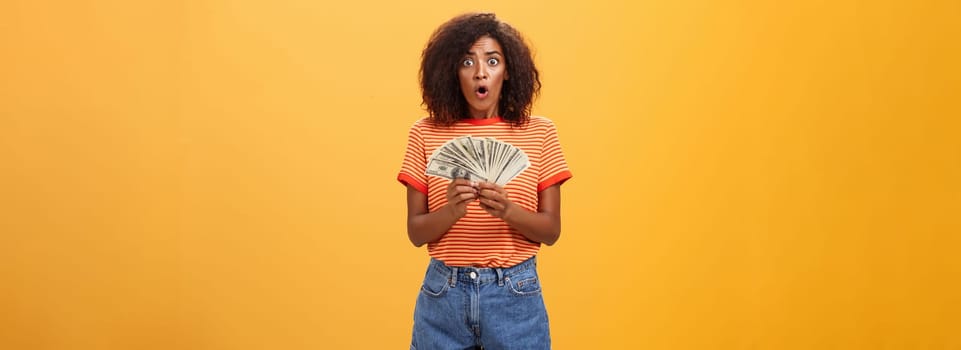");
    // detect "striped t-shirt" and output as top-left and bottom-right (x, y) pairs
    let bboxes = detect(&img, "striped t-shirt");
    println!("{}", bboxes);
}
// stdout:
(398, 116), (572, 267)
